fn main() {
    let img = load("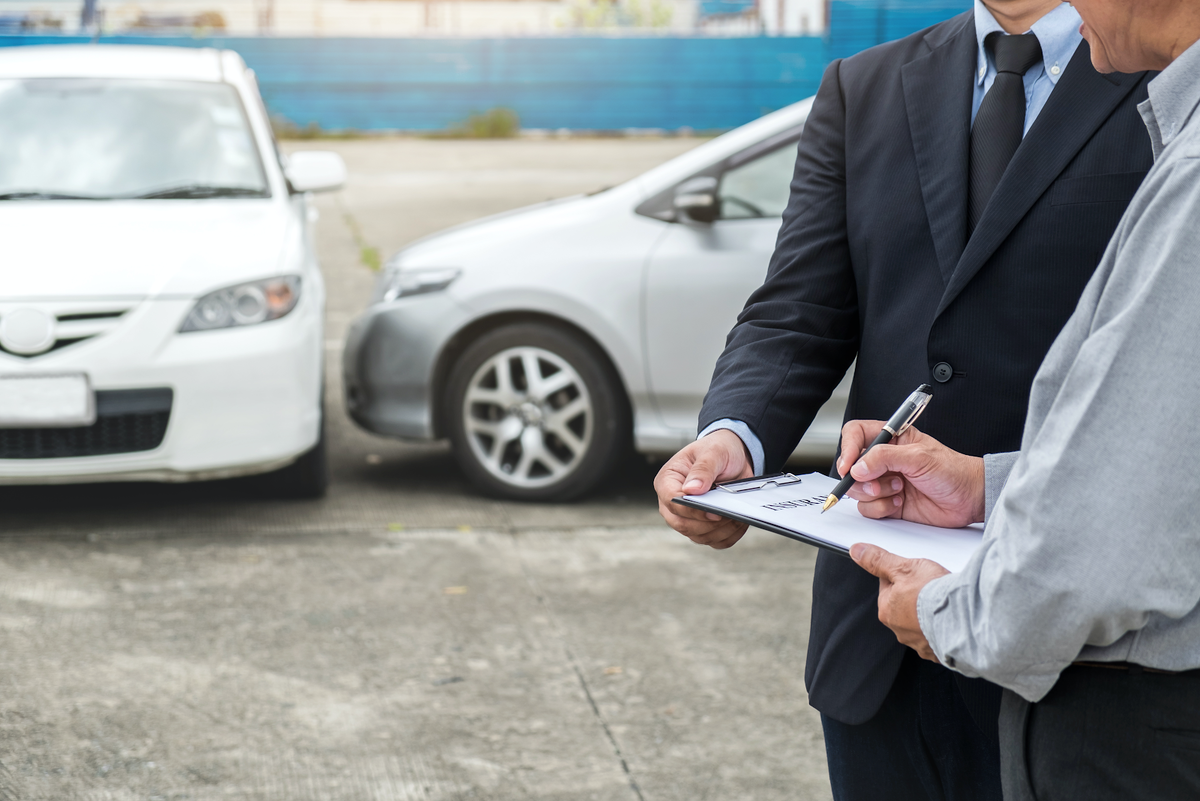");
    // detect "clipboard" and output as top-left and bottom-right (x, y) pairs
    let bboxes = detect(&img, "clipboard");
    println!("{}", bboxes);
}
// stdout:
(673, 472), (850, 555)
(672, 472), (984, 572)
